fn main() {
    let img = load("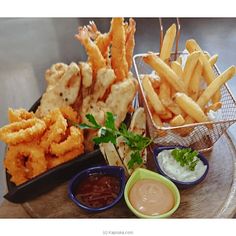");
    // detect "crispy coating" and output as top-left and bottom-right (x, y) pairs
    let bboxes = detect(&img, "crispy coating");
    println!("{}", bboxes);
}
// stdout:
(40, 109), (67, 151)
(45, 63), (69, 91)
(0, 118), (46, 145)
(87, 20), (112, 64)
(47, 148), (84, 169)
(125, 18), (136, 71)
(105, 77), (137, 127)
(4, 143), (47, 185)
(50, 126), (84, 156)
(79, 62), (93, 88)
(36, 62), (81, 117)
(111, 18), (129, 81)
(75, 27), (106, 77)
(60, 106), (80, 124)
(8, 108), (35, 123)
(93, 68), (116, 101)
